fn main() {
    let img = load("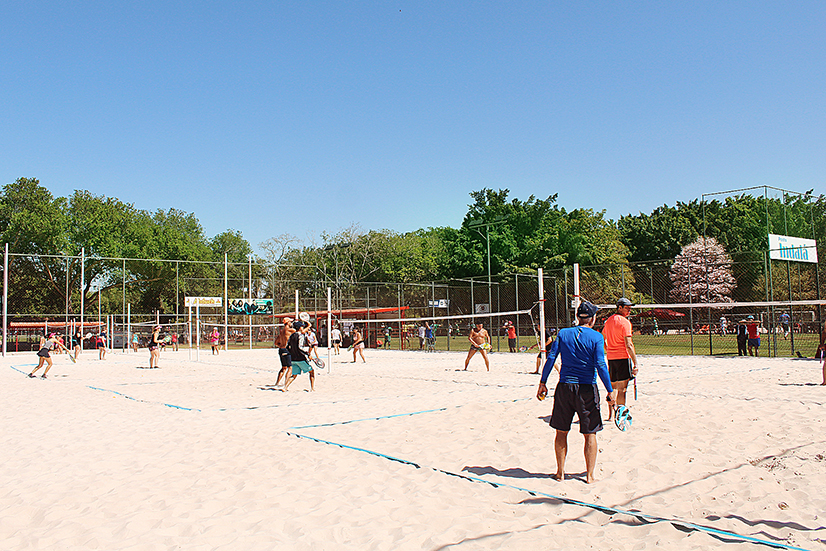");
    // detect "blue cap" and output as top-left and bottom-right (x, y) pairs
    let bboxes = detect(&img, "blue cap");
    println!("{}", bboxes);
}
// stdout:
(577, 301), (599, 319)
